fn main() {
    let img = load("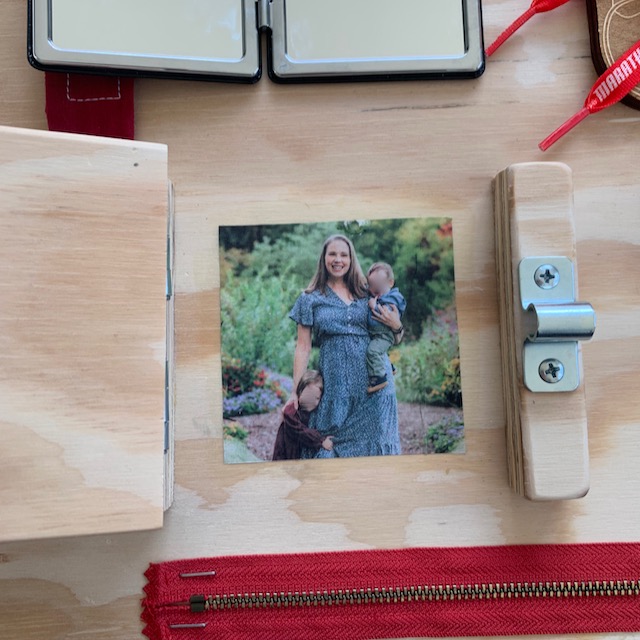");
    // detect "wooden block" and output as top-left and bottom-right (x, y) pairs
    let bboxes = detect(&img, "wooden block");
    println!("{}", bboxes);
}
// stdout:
(494, 162), (591, 501)
(0, 125), (170, 541)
